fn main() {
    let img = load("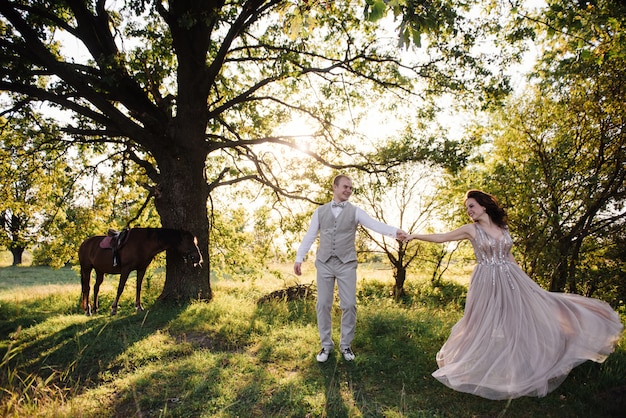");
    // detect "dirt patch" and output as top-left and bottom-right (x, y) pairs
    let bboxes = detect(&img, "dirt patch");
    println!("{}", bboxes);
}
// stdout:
(256, 283), (315, 304)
